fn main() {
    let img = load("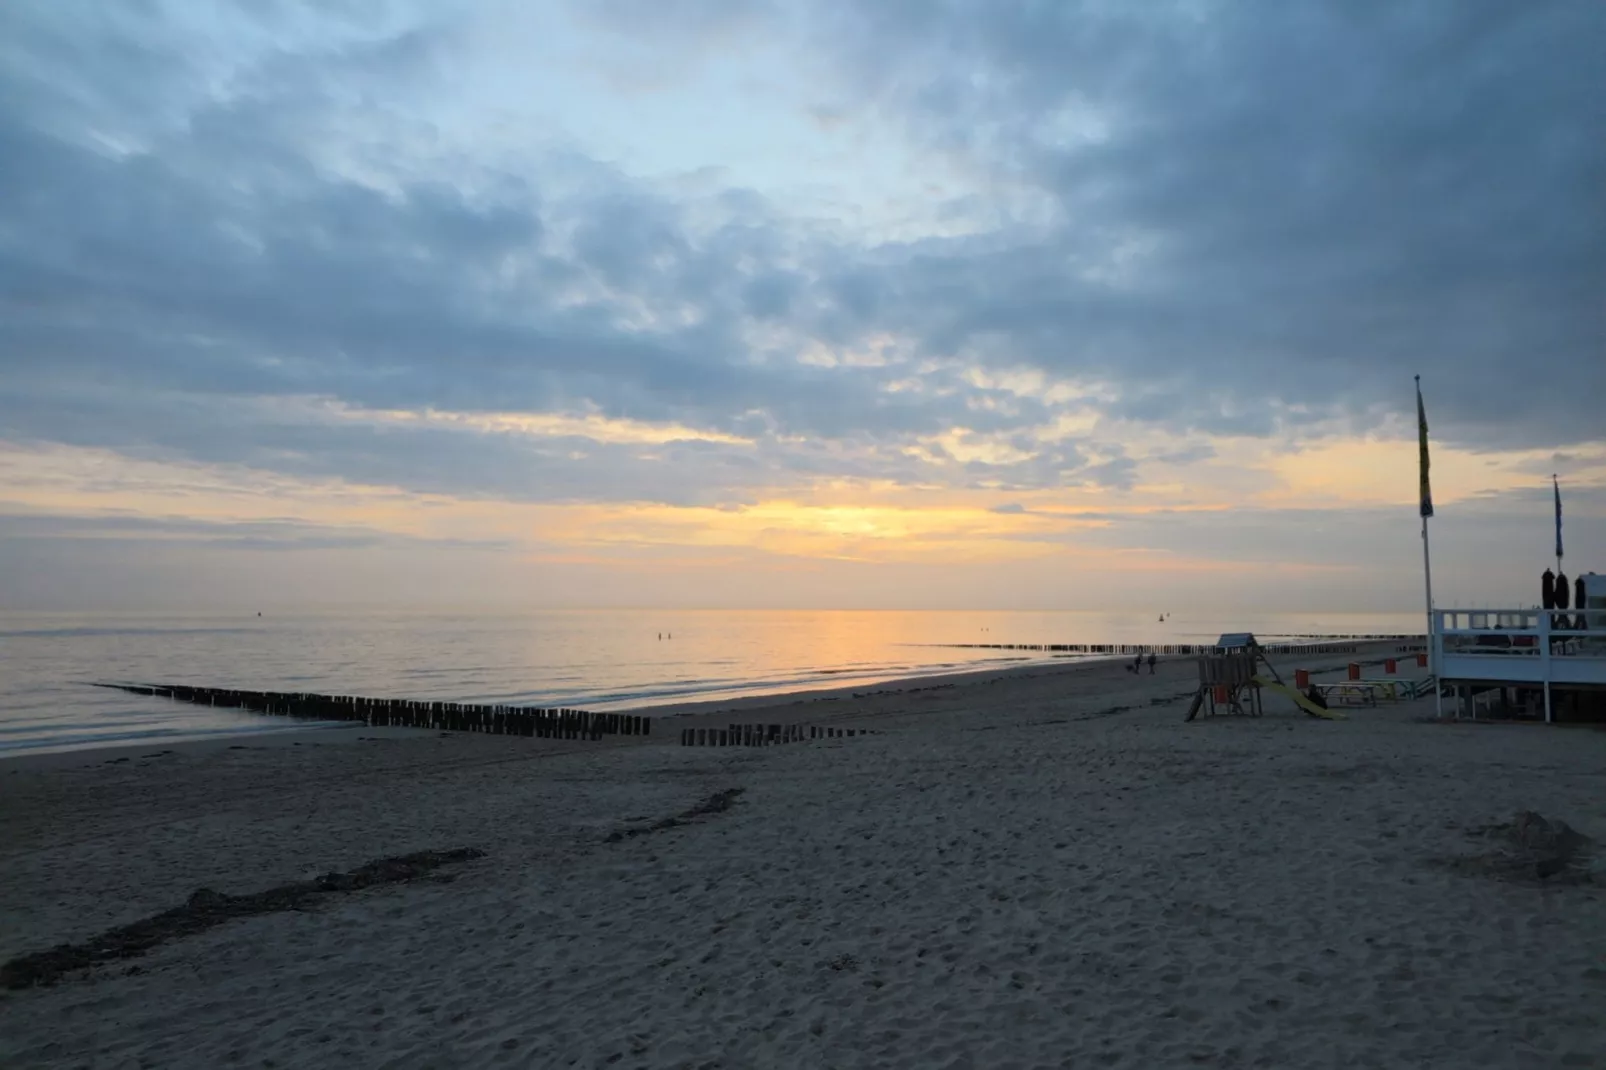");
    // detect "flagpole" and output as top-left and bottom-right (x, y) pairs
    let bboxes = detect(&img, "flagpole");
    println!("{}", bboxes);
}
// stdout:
(1423, 510), (1440, 718)
(1416, 375), (1442, 719)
